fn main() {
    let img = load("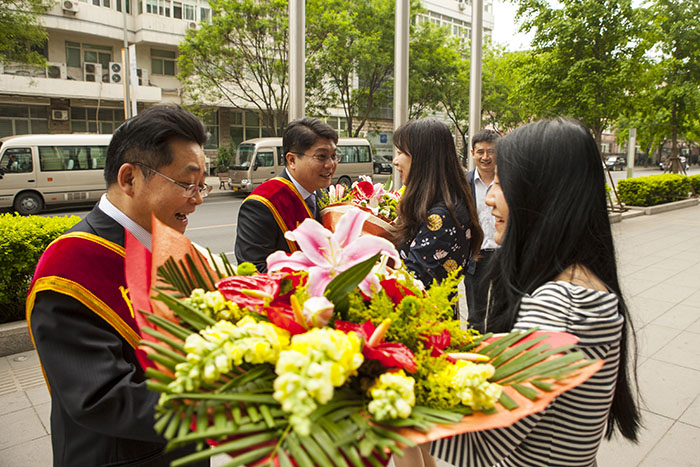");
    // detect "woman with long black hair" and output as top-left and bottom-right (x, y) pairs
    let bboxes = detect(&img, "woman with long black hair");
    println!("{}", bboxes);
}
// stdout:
(392, 118), (483, 288)
(428, 117), (641, 466)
